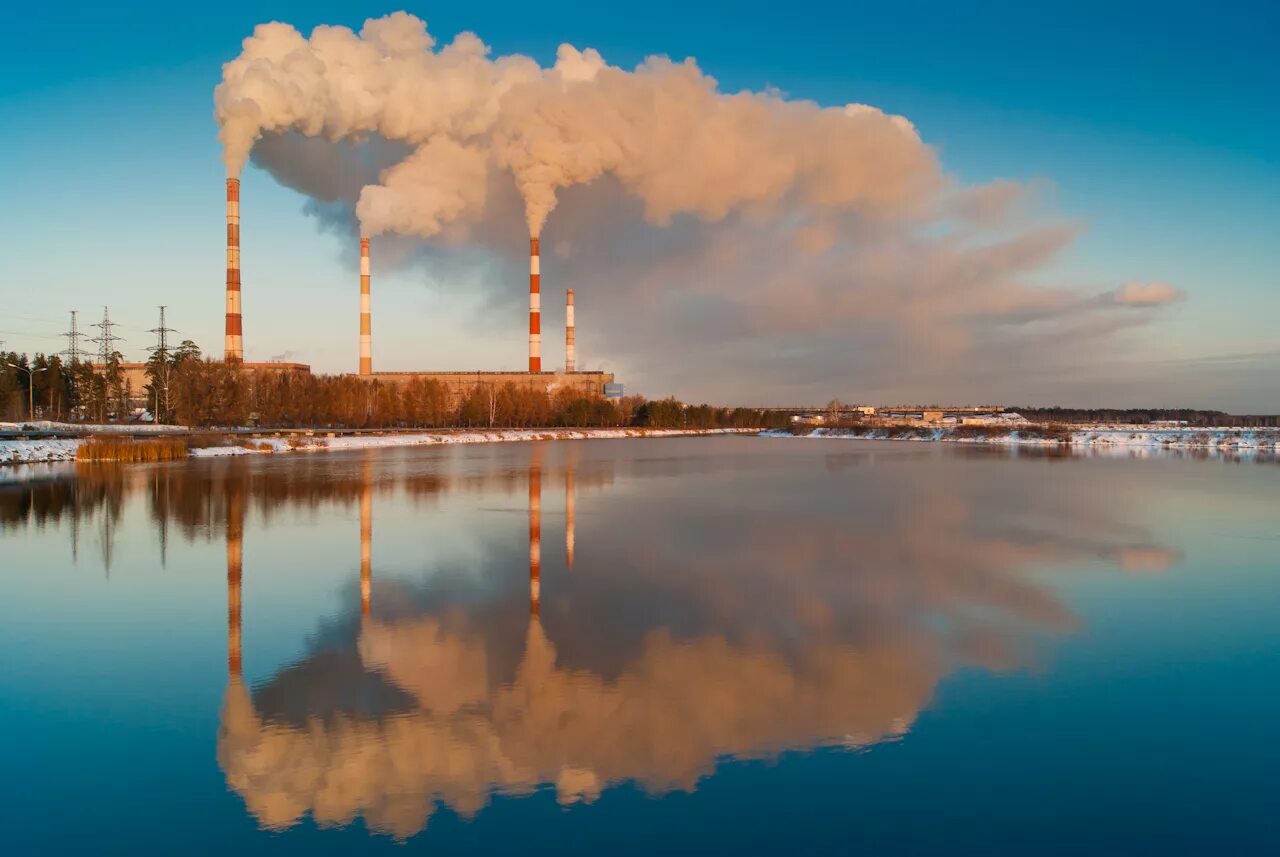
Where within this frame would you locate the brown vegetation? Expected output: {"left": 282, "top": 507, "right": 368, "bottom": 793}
{"left": 76, "top": 436, "right": 190, "bottom": 462}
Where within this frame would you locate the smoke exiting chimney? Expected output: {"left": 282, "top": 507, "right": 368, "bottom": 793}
{"left": 225, "top": 178, "right": 243, "bottom": 363}
{"left": 359, "top": 237, "right": 372, "bottom": 375}
{"left": 529, "top": 237, "right": 541, "bottom": 372}
{"left": 565, "top": 288, "right": 575, "bottom": 372}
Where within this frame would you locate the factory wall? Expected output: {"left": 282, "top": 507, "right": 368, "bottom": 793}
{"left": 363, "top": 371, "right": 614, "bottom": 409}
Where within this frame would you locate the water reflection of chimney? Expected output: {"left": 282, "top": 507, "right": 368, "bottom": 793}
{"left": 227, "top": 483, "right": 244, "bottom": 677}
{"left": 565, "top": 465, "right": 575, "bottom": 570}
{"left": 529, "top": 452, "right": 542, "bottom": 617}
{"left": 360, "top": 456, "right": 373, "bottom": 617}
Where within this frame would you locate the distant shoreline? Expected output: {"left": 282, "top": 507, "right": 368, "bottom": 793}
{"left": 763, "top": 426, "right": 1280, "bottom": 454}
{"left": 7, "top": 423, "right": 1280, "bottom": 467}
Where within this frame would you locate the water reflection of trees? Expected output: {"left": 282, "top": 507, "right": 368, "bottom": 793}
{"left": 0, "top": 456, "right": 614, "bottom": 564}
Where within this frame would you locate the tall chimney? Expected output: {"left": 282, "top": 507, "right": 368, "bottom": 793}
{"left": 565, "top": 288, "right": 575, "bottom": 372}
{"left": 529, "top": 463, "right": 541, "bottom": 616}
{"left": 359, "top": 237, "right": 372, "bottom": 376}
{"left": 529, "top": 237, "right": 541, "bottom": 372}
{"left": 225, "top": 178, "right": 243, "bottom": 363}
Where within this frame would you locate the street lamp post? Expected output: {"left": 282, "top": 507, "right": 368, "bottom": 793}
{"left": 7, "top": 363, "right": 47, "bottom": 422}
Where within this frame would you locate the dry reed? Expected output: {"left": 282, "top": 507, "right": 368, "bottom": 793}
{"left": 76, "top": 436, "right": 191, "bottom": 463}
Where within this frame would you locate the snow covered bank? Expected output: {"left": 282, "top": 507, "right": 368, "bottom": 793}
{"left": 763, "top": 426, "right": 1280, "bottom": 453}
{"left": 0, "top": 421, "right": 189, "bottom": 435}
{"left": 0, "top": 439, "right": 82, "bottom": 464}
{"left": 2, "top": 427, "right": 752, "bottom": 466}
{"left": 190, "top": 428, "right": 754, "bottom": 457}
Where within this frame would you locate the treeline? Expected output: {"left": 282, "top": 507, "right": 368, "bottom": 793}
{"left": 169, "top": 359, "right": 789, "bottom": 430}
{"left": 1, "top": 352, "right": 76, "bottom": 421}
{"left": 3, "top": 346, "right": 788, "bottom": 430}
{"left": 1, "top": 340, "right": 201, "bottom": 423}
{"left": 1011, "top": 407, "right": 1280, "bottom": 428}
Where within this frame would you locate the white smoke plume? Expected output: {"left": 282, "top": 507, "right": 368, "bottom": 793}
{"left": 215, "top": 12, "right": 1183, "bottom": 400}
{"left": 215, "top": 12, "right": 939, "bottom": 238}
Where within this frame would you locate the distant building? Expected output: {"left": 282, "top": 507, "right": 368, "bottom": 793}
{"left": 362, "top": 370, "right": 614, "bottom": 410}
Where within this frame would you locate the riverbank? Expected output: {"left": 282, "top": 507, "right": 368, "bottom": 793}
{"left": 764, "top": 425, "right": 1280, "bottom": 452}
{"left": 1, "top": 427, "right": 756, "bottom": 465}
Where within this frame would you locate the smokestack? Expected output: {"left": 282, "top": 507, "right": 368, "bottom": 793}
{"left": 529, "top": 464, "right": 541, "bottom": 616}
{"left": 529, "top": 237, "right": 541, "bottom": 372}
{"left": 359, "top": 237, "right": 372, "bottom": 375}
{"left": 225, "top": 178, "right": 243, "bottom": 363}
{"left": 565, "top": 288, "right": 575, "bottom": 372}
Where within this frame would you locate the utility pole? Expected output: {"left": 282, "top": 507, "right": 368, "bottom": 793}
{"left": 5, "top": 361, "right": 46, "bottom": 421}
{"left": 148, "top": 305, "right": 176, "bottom": 422}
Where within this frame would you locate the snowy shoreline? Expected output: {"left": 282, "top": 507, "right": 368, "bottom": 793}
{"left": 6, "top": 423, "right": 1279, "bottom": 467}
{"left": 0, "top": 427, "right": 755, "bottom": 465}
{"left": 761, "top": 426, "right": 1280, "bottom": 453}
{"left": 189, "top": 427, "right": 755, "bottom": 457}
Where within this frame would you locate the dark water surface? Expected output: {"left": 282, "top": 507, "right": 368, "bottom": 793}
{"left": 2, "top": 437, "right": 1277, "bottom": 854}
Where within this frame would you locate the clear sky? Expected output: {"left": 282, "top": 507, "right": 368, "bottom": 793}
{"left": 2, "top": 1, "right": 1277, "bottom": 409}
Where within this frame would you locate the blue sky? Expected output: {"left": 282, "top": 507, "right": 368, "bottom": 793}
{"left": 2, "top": 1, "right": 1277, "bottom": 408}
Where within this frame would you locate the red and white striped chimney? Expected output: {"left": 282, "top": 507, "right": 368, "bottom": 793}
{"left": 224, "top": 178, "right": 243, "bottom": 363}
{"left": 529, "top": 237, "right": 541, "bottom": 373}
{"left": 565, "top": 288, "right": 575, "bottom": 372}
{"left": 359, "top": 237, "right": 372, "bottom": 376}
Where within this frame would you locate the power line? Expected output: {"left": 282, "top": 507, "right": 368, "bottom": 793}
{"left": 90, "top": 306, "right": 125, "bottom": 365}
{"left": 61, "top": 310, "right": 86, "bottom": 364}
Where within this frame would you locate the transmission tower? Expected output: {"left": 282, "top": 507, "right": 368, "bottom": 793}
{"left": 61, "top": 310, "right": 86, "bottom": 364}
{"left": 90, "top": 306, "right": 124, "bottom": 365}
{"left": 148, "top": 306, "right": 176, "bottom": 359}
{"left": 147, "top": 306, "right": 178, "bottom": 421}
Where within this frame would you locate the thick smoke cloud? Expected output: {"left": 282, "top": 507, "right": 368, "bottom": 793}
{"left": 215, "top": 12, "right": 937, "bottom": 238}
{"left": 215, "top": 12, "right": 1182, "bottom": 400}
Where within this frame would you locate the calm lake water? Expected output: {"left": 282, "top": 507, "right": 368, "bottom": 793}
{"left": 2, "top": 436, "right": 1277, "bottom": 854}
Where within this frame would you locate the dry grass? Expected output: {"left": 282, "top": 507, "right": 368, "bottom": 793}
{"left": 186, "top": 433, "right": 233, "bottom": 449}
{"left": 76, "top": 436, "right": 191, "bottom": 462}
{"left": 951, "top": 424, "right": 1012, "bottom": 439}
{"left": 1014, "top": 423, "right": 1072, "bottom": 442}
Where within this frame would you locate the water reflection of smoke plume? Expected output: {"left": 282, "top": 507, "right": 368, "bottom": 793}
{"left": 204, "top": 452, "right": 1181, "bottom": 838}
